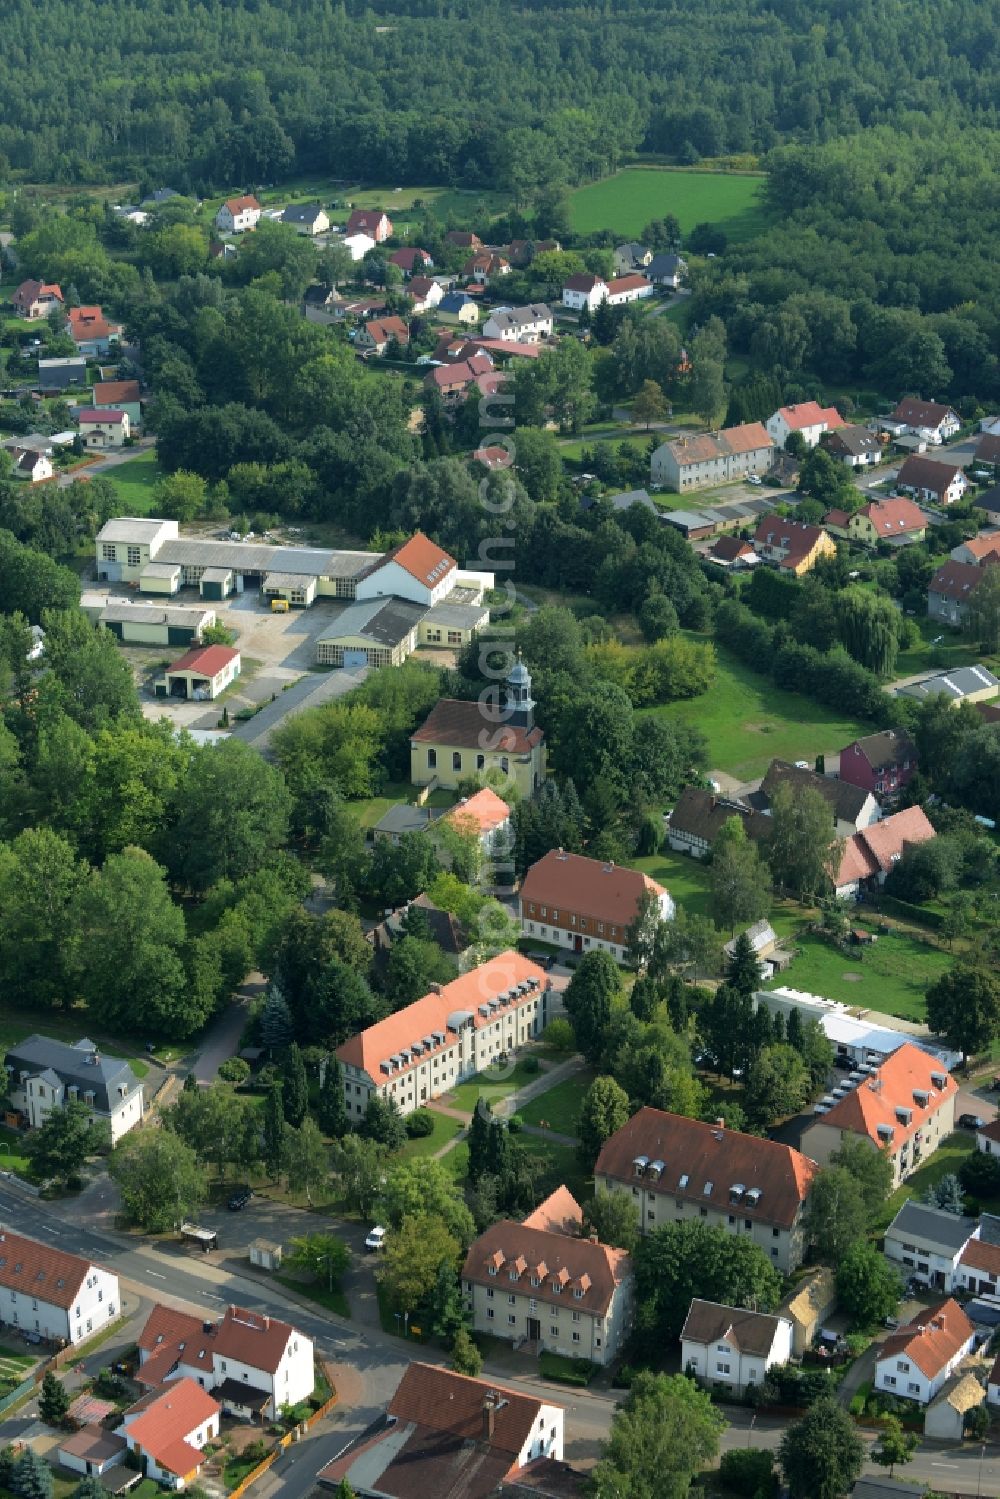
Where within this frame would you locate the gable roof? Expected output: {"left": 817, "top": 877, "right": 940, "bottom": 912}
{"left": 897, "top": 455, "right": 963, "bottom": 494}
{"left": 363, "top": 315, "right": 409, "bottom": 345}
{"left": 407, "top": 276, "right": 436, "bottom": 299}
{"left": 347, "top": 208, "right": 388, "bottom": 232}
{"left": 411, "top": 698, "right": 543, "bottom": 754}
{"left": 0, "top": 1227, "right": 91, "bottom": 1308}
{"left": 958, "top": 532, "right": 1000, "bottom": 564}
{"left": 16, "top": 450, "right": 47, "bottom": 473}
{"left": 825, "top": 423, "right": 882, "bottom": 458}
{"left": 138, "top": 1302, "right": 301, "bottom": 1381}
{"left": 898, "top": 663, "right": 1000, "bottom": 700}
{"left": 93, "top": 380, "right": 141, "bottom": 406}
{"left": 166, "top": 644, "right": 239, "bottom": 677}
{"left": 388, "top": 247, "right": 430, "bottom": 271}
{"left": 595, "top": 1108, "right": 817, "bottom": 1229}
{"left": 885, "top": 1200, "right": 978, "bottom": 1254}
{"left": 520, "top": 850, "right": 666, "bottom": 928}
{"left": 563, "top": 273, "right": 605, "bottom": 294}
{"left": 959, "top": 1237, "right": 1000, "bottom": 1280}
{"left": 388, "top": 1362, "right": 545, "bottom": 1457}
{"left": 68, "top": 306, "right": 121, "bottom": 341}
{"left": 667, "top": 787, "right": 771, "bottom": 846}
{"left": 441, "top": 787, "right": 511, "bottom": 836}
{"left": 891, "top": 397, "right": 959, "bottom": 429}
{"left": 606, "top": 273, "right": 651, "bottom": 295}
{"left": 14, "top": 279, "right": 63, "bottom": 306}
{"left": 646, "top": 252, "right": 686, "bottom": 277}
{"left": 975, "top": 432, "right": 1000, "bottom": 465}
{"left": 834, "top": 805, "right": 935, "bottom": 886}
{"left": 663, "top": 424, "right": 774, "bottom": 469}
{"left": 282, "top": 201, "right": 325, "bottom": 224}
{"left": 815, "top": 1042, "right": 955, "bottom": 1151}
{"left": 929, "top": 559, "right": 988, "bottom": 602}
{"left": 761, "top": 759, "right": 873, "bottom": 825}
{"left": 709, "top": 535, "right": 755, "bottom": 562}
{"left": 125, "top": 1378, "right": 220, "bottom": 1477}
{"left": 857, "top": 497, "right": 926, "bottom": 535}
{"left": 364, "top": 531, "right": 454, "bottom": 588}
{"left": 681, "top": 1299, "right": 789, "bottom": 1356}
{"left": 522, "top": 1187, "right": 584, "bottom": 1238}
{"left": 222, "top": 195, "right": 260, "bottom": 214}
{"left": 462, "top": 1219, "right": 630, "bottom": 1318}
{"left": 78, "top": 408, "right": 126, "bottom": 424}
{"left": 752, "top": 514, "right": 830, "bottom": 564}
{"left": 878, "top": 1298, "right": 974, "bottom": 1380}
{"left": 843, "top": 729, "right": 916, "bottom": 772}
{"left": 5, "top": 1033, "right": 140, "bottom": 1113}
{"left": 774, "top": 401, "right": 843, "bottom": 431}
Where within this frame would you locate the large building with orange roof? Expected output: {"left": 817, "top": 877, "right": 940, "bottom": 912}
{"left": 519, "top": 848, "right": 673, "bottom": 964}
{"left": 336, "top": 950, "right": 551, "bottom": 1122}
{"left": 801, "top": 1042, "right": 957, "bottom": 1186}
{"left": 832, "top": 804, "right": 936, "bottom": 897}
{"left": 874, "top": 1299, "right": 975, "bottom": 1403}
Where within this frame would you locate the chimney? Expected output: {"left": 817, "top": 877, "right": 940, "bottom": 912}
{"left": 429, "top": 983, "right": 443, "bottom": 995}
{"left": 715, "top": 1118, "right": 725, "bottom": 1130}
{"left": 589, "top": 1232, "right": 598, "bottom": 1244}
{"left": 482, "top": 1393, "right": 497, "bottom": 1443}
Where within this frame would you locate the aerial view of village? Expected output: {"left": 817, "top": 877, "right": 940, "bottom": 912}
{"left": 2, "top": 7, "right": 1000, "bottom": 1497}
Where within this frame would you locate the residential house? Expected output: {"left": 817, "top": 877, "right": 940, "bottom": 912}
{"left": 68, "top": 306, "right": 123, "bottom": 357}
{"left": 15, "top": 450, "right": 52, "bottom": 482}
{"left": 751, "top": 514, "right": 837, "bottom": 575}
{"left": 136, "top": 1302, "right": 314, "bottom": 1419}
{"left": 355, "top": 315, "right": 409, "bottom": 355}
{"left": 604, "top": 273, "right": 653, "bottom": 305}
{"left": 341, "top": 232, "right": 375, "bottom": 261}
{"left": 874, "top": 1299, "right": 975, "bottom": 1404}
{"left": 346, "top": 208, "right": 392, "bottom": 242}
{"left": 482, "top": 304, "right": 553, "bottom": 343}
{"left": 155, "top": 644, "right": 241, "bottom": 701}
{"left": 884, "top": 1202, "right": 979, "bottom": 1291}
{"left": 317, "top": 1362, "right": 565, "bottom": 1496}
{"left": 356, "top": 532, "right": 456, "bottom": 607}
{"left": 722, "top": 920, "right": 782, "bottom": 978}
{"left": 561, "top": 273, "right": 608, "bottom": 312}
{"left": 955, "top": 1230, "right": 1000, "bottom": 1299}
{"left": 849, "top": 497, "right": 927, "bottom": 546}
{"left": 823, "top": 423, "right": 884, "bottom": 468}
{"left": 215, "top": 196, "right": 261, "bottom": 234}
{"left": 36, "top": 356, "right": 87, "bottom": 391}
{"left": 950, "top": 532, "right": 1000, "bottom": 568}
{"left": 890, "top": 398, "right": 961, "bottom": 445}
{"left": 832, "top": 804, "right": 937, "bottom": 898}
{"left": 800, "top": 1042, "right": 956, "bottom": 1186}
{"left": 368, "top": 892, "right": 467, "bottom": 969}
{"left": 437, "top": 291, "right": 481, "bottom": 324}
{"left": 12, "top": 279, "right": 63, "bottom": 319}
{"left": 976, "top": 1120, "right": 1000, "bottom": 1158}
{"left": 444, "top": 230, "right": 483, "bottom": 250}
{"left": 406, "top": 276, "right": 442, "bottom": 313}
{"left": 4, "top": 1034, "right": 144, "bottom": 1143}
{"left": 765, "top": 402, "right": 844, "bottom": 450}
{"left": 707, "top": 536, "right": 757, "bottom": 568}
{"left": 652, "top": 425, "right": 776, "bottom": 492}
{"left": 758, "top": 759, "right": 880, "bottom": 839}
{"left": 410, "top": 658, "right": 546, "bottom": 797}
{"left": 462, "top": 1188, "right": 633, "bottom": 1365}
{"left": 424, "top": 353, "right": 495, "bottom": 406}
{"left": 838, "top": 729, "right": 916, "bottom": 804}
{"left": 973, "top": 432, "right": 1000, "bottom": 474}
{"left": 57, "top": 1427, "right": 127, "bottom": 1478}
{"left": 388, "top": 247, "right": 432, "bottom": 275}
{"left": 78, "top": 408, "right": 130, "bottom": 449}
{"left": 822, "top": 507, "right": 854, "bottom": 538}
{"left": 924, "top": 1372, "right": 986, "bottom": 1442}
{"left": 282, "top": 203, "right": 330, "bottom": 236}
{"left": 121, "top": 1379, "right": 221, "bottom": 1489}
{"left": 92, "top": 379, "right": 142, "bottom": 431}
{"left": 519, "top": 849, "right": 673, "bottom": 963}
{"left": 613, "top": 242, "right": 652, "bottom": 273}
{"left": 335, "top": 951, "right": 551, "bottom": 1121}
{"left": 779, "top": 1267, "right": 837, "bottom": 1357}
{"left": 681, "top": 1300, "right": 794, "bottom": 1396}
{"left": 645, "top": 252, "right": 687, "bottom": 288}
{"left": 437, "top": 787, "right": 513, "bottom": 860}
{"left": 897, "top": 663, "right": 1000, "bottom": 704}
{"left": 666, "top": 787, "right": 771, "bottom": 859}
{"left": 926, "top": 560, "right": 992, "bottom": 626}
{"left": 0, "top": 1229, "right": 119, "bottom": 1344}
{"left": 896, "top": 454, "right": 968, "bottom": 506}
{"left": 594, "top": 1108, "right": 818, "bottom": 1272}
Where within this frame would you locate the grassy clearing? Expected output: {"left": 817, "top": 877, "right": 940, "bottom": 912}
{"left": 104, "top": 449, "right": 162, "bottom": 515}
{"left": 632, "top": 846, "right": 715, "bottom": 919}
{"left": 519, "top": 1135, "right": 590, "bottom": 1202}
{"left": 275, "top": 1272, "right": 350, "bottom": 1320}
{"left": 519, "top": 1070, "right": 594, "bottom": 1136}
{"left": 559, "top": 431, "right": 654, "bottom": 463}
{"left": 767, "top": 923, "right": 951, "bottom": 1023}
{"left": 877, "top": 1132, "right": 978, "bottom": 1231}
{"left": 895, "top": 617, "right": 999, "bottom": 680}
{"left": 538, "top": 1351, "right": 598, "bottom": 1385}
{"left": 445, "top": 1060, "right": 543, "bottom": 1115}
{"left": 0, "top": 1128, "right": 31, "bottom": 1177}
{"left": 569, "top": 168, "right": 771, "bottom": 240}
{"left": 349, "top": 781, "right": 454, "bottom": 830}
{"left": 646, "top": 639, "right": 871, "bottom": 781}
{"left": 401, "top": 1111, "right": 465, "bottom": 1158}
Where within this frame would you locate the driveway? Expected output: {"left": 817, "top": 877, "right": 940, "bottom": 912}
{"left": 190, "top": 980, "right": 261, "bottom": 1085}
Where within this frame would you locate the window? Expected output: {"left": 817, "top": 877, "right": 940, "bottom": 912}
{"left": 427, "top": 749, "right": 437, "bottom": 769}
{"left": 647, "top": 1209, "right": 654, "bottom": 1220}
{"left": 772, "top": 1228, "right": 780, "bottom": 1238}
{"left": 452, "top": 752, "right": 462, "bottom": 771}
{"left": 101, "top": 544, "right": 116, "bottom": 562}
{"left": 488, "top": 1265, "right": 497, "bottom": 1276}
{"left": 486, "top": 1288, "right": 494, "bottom": 1300}
{"left": 508, "top": 1294, "right": 516, "bottom": 1305}
{"left": 885, "top": 1376, "right": 897, "bottom": 1388}
{"left": 476, "top": 754, "right": 485, "bottom": 771}
{"left": 550, "top": 1325, "right": 559, "bottom": 1336}
{"left": 487, "top": 1309, "right": 494, "bottom": 1320}
{"left": 896, "top": 1361, "right": 909, "bottom": 1373}
{"left": 908, "top": 1382, "right": 920, "bottom": 1394}
{"left": 500, "top": 757, "right": 509, "bottom": 774}
{"left": 716, "top": 1362, "right": 730, "bottom": 1375}
{"left": 507, "top": 1314, "right": 516, "bottom": 1326}
{"left": 572, "top": 1332, "right": 581, "bottom": 1344}
{"left": 126, "top": 546, "right": 141, "bottom": 567}
{"left": 572, "top": 1311, "right": 581, "bottom": 1323}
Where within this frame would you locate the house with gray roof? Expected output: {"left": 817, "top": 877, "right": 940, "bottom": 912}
{"left": 645, "top": 252, "right": 687, "bottom": 287}
{"left": 4, "top": 1035, "right": 144, "bottom": 1143}
{"left": 897, "top": 664, "right": 1000, "bottom": 705}
{"left": 883, "top": 1200, "right": 978, "bottom": 1291}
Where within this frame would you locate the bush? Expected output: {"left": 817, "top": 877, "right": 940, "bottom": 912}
{"left": 542, "top": 1018, "right": 575, "bottom": 1051}
{"left": 218, "top": 1057, "right": 251, "bottom": 1085}
{"left": 520, "top": 1055, "right": 540, "bottom": 1075}
{"left": 719, "top": 1449, "right": 775, "bottom": 1497}
{"left": 508, "top": 1114, "right": 524, "bottom": 1134}
{"left": 405, "top": 1109, "right": 436, "bottom": 1138}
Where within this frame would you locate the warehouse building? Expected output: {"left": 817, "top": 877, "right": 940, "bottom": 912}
{"left": 155, "top": 644, "right": 241, "bottom": 700}
{"left": 315, "top": 598, "right": 426, "bottom": 668}
{"left": 83, "top": 598, "right": 216, "bottom": 647}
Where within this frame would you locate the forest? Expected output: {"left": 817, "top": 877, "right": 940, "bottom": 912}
{"left": 3, "top": 0, "right": 1000, "bottom": 191}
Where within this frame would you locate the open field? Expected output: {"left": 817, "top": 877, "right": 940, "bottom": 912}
{"left": 767, "top": 923, "right": 951, "bottom": 1023}
{"left": 104, "top": 449, "right": 162, "bottom": 515}
{"left": 646, "top": 640, "right": 870, "bottom": 782}
{"left": 519, "top": 1069, "right": 595, "bottom": 1136}
{"left": 569, "top": 168, "right": 771, "bottom": 240}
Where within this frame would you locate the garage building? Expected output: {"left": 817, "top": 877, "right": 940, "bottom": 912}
{"left": 199, "top": 567, "right": 234, "bottom": 601}
{"left": 417, "top": 599, "right": 490, "bottom": 648}
{"left": 96, "top": 601, "right": 216, "bottom": 647}
{"left": 155, "top": 644, "right": 241, "bottom": 700}
{"left": 264, "top": 571, "right": 318, "bottom": 608}
{"left": 315, "top": 598, "right": 425, "bottom": 668}
{"left": 139, "top": 561, "right": 182, "bottom": 595}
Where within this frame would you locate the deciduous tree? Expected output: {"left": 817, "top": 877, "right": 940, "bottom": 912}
{"left": 778, "top": 1397, "right": 863, "bottom": 1499}
{"left": 110, "top": 1129, "right": 205, "bottom": 1232}
{"left": 591, "top": 1371, "right": 724, "bottom": 1499}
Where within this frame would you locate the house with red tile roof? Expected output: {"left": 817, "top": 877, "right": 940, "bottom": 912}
{"left": 0, "top": 1228, "right": 120, "bottom": 1345}
{"left": 849, "top": 497, "right": 927, "bottom": 546}
{"left": 832, "top": 804, "right": 936, "bottom": 897}
{"left": 13, "top": 279, "right": 64, "bottom": 319}
{"left": 874, "top": 1299, "right": 975, "bottom": 1403}
{"left": 438, "top": 787, "right": 513, "bottom": 857}
{"left": 388, "top": 247, "right": 433, "bottom": 275}
{"left": 215, "top": 195, "right": 261, "bottom": 234}
{"left": 136, "top": 1303, "right": 313, "bottom": 1419}
{"left": 336, "top": 950, "right": 551, "bottom": 1122}
{"left": 653, "top": 425, "right": 776, "bottom": 493}
{"left": 355, "top": 315, "right": 409, "bottom": 355}
{"left": 595, "top": 1108, "right": 818, "bottom": 1271}
{"left": 317, "top": 1362, "right": 566, "bottom": 1498}
{"left": 92, "top": 379, "right": 142, "bottom": 430}
{"left": 410, "top": 656, "right": 546, "bottom": 797}
{"left": 951, "top": 532, "right": 1000, "bottom": 568}
{"left": 463, "top": 251, "right": 511, "bottom": 284}
{"left": 122, "top": 1378, "right": 221, "bottom": 1487}
{"left": 751, "top": 514, "right": 837, "bottom": 575}
{"left": 957, "top": 1233, "right": 1000, "bottom": 1298}
{"left": 801, "top": 1042, "right": 957, "bottom": 1186}
{"left": 346, "top": 208, "right": 392, "bottom": 242}
{"left": 561, "top": 272, "right": 609, "bottom": 312}
{"left": 424, "top": 352, "right": 494, "bottom": 405}
{"left": 519, "top": 849, "right": 673, "bottom": 964}
{"left": 67, "top": 305, "right": 123, "bottom": 356}
{"left": 356, "top": 531, "right": 455, "bottom": 607}
{"left": 604, "top": 273, "right": 652, "bottom": 305}
{"left": 157, "top": 643, "right": 240, "bottom": 701}
{"left": 462, "top": 1188, "right": 633, "bottom": 1365}
{"left": 708, "top": 535, "right": 758, "bottom": 568}
{"left": 77, "top": 408, "right": 130, "bottom": 449}
{"left": 766, "top": 401, "right": 844, "bottom": 449}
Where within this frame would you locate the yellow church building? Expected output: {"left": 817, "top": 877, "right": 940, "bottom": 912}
{"left": 410, "top": 657, "right": 546, "bottom": 799}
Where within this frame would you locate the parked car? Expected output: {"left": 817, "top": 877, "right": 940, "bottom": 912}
{"left": 959, "top": 1113, "right": 986, "bottom": 1130}
{"left": 228, "top": 1186, "right": 252, "bottom": 1210}
{"left": 365, "top": 1225, "right": 387, "bottom": 1252}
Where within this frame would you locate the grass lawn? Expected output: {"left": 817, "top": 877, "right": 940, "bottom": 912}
{"left": 632, "top": 846, "right": 715, "bottom": 919}
{"left": 275, "top": 1272, "right": 350, "bottom": 1320}
{"left": 400, "top": 1111, "right": 465, "bottom": 1159}
{"left": 646, "top": 638, "right": 871, "bottom": 781}
{"left": 559, "top": 431, "right": 654, "bottom": 463}
{"left": 767, "top": 924, "right": 951, "bottom": 1024}
{"left": 445, "top": 1060, "right": 544, "bottom": 1114}
{"left": 519, "top": 1135, "right": 590, "bottom": 1202}
{"left": 895, "top": 617, "right": 998, "bottom": 680}
{"left": 349, "top": 780, "right": 454, "bottom": 830}
{"left": 441, "top": 1140, "right": 470, "bottom": 1180}
{"left": 104, "top": 449, "right": 162, "bottom": 515}
{"left": 0, "top": 1128, "right": 31, "bottom": 1177}
{"left": 520, "top": 1071, "right": 594, "bottom": 1136}
{"left": 538, "top": 1351, "right": 598, "bottom": 1385}
{"left": 569, "top": 167, "right": 771, "bottom": 240}
{"left": 876, "top": 1132, "right": 978, "bottom": 1231}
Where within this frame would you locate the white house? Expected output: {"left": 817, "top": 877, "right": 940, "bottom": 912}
{"left": 765, "top": 402, "right": 844, "bottom": 450}
{"left": 874, "top": 1299, "right": 975, "bottom": 1404}
{"left": 355, "top": 531, "right": 456, "bottom": 607}
{"left": 482, "top": 304, "right": 553, "bottom": 343}
{"left": 436, "top": 787, "right": 512, "bottom": 859}
{"left": 4, "top": 1034, "right": 145, "bottom": 1143}
{"left": 562, "top": 273, "right": 608, "bottom": 311}
{"left": 137, "top": 1303, "right": 314, "bottom": 1420}
{"left": 78, "top": 409, "right": 130, "bottom": 449}
{"left": 976, "top": 1120, "right": 1000, "bottom": 1157}
{"left": 0, "top": 1229, "right": 120, "bottom": 1345}
{"left": 215, "top": 195, "right": 261, "bottom": 234}
{"left": 681, "top": 1300, "right": 794, "bottom": 1396}
{"left": 891, "top": 398, "right": 961, "bottom": 445}
{"left": 58, "top": 1427, "right": 127, "bottom": 1477}
{"left": 341, "top": 232, "right": 376, "bottom": 261}
{"left": 883, "top": 1201, "right": 978, "bottom": 1292}
{"left": 652, "top": 425, "right": 776, "bottom": 491}
{"left": 604, "top": 274, "right": 653, "bottom": 305}
{"left": 121, "top": 1378, "right": 221, "bottom": 1489}
{"left": 282, "top": 203, "right": 330, "bottom": 236}
{"left": 15, "top": 450, "right": 53, "bottom": 482}
{"left": 895, "top": 455, "right": 968, "bottom": 507}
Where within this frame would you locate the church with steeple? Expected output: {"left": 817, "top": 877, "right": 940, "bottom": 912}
{"left": 409, "top": 655, "right": 546, "bottom": 799}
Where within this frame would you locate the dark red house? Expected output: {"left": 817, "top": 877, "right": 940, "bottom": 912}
{"left": 838, "top": 729, "right": 916, "bottom": 803}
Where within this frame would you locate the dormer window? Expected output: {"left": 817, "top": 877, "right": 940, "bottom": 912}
{"left": 488, "top": 1265, "right": 498, "bottom": 1277}
{"left": 573, "top": 1288, "right": 584, "bottom": 1300}
{"left": 508, "top": 1268, "right": 519, "bottom": 1282}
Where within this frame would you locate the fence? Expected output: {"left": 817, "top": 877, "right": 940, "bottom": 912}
{"left": 226, "top": 1384, "right": 339, "bottom": 1499}
{"left": 0, "top": 1375, "right": 38, "bottom": 1417}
